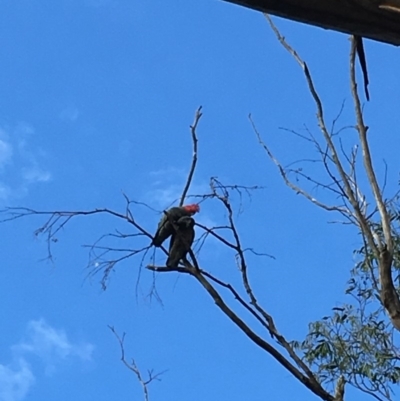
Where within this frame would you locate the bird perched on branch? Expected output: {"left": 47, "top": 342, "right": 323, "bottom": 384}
{"left": 166, "top": 216, "right": 195, "bottom": 268}
{"left": 151, "top": 204, "right": 200, "bottom": 247}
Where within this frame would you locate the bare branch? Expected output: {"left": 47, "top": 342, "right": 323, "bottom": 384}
{"left": 347, "top": 37, "right": 400, "bottom": 330}
{"left": 242, "top": 248, "right": 275, "bottom": 259}
{"left": 0, "top": 204, "right": 156, "bottom": 288}
{"left": 209, "top": 177, "right": 321, "bottom": 382}
{"left": 180, "top": 106, "right": 202, "bottom": 205}
{"left": 195, "top": 222, "right": 237, "bottom": 249}
{"left": 1, "top": 206, "right": 153, "bottom": 239}
{"left": 109, "top": 326, "right": 165, "bottom": 401}
{"left": 349, "top": 37, "right": 391, "bottom": 253}
{"left": 250, "top": 115, "right": 348, "bottom": 214}
{"left": 190, "top": 267, "right": 334, "bottom": 401}
{"left": 263, "top": 14, "right": 379, "bottom": 260}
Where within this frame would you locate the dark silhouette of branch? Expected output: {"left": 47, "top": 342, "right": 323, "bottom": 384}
{"left": 180, "top": 106, "right": 202, "bottom": 205}
{"left": 0, "top": 203, "right": 154, "bottom": 288}
{"left": 2, "top": 107, "right": 343, "bottom": 401}
{"left": 210, "top": 177, "right": 318, "bottom": 382}
{"left": 195, "top": 222, "right": 237, "bottom": 249}
{"left": 189, "top": 264, "right": 335, "bottom": 401}
{"left": 109, "top": 326, "right": 165, "bottom": 401}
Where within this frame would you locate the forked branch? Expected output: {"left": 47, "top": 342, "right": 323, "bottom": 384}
{"left": 109, "top": 326, "right": 165, "bottom": 401}
{"left": 262, "top": 16, "right": 400, "bottom": 335}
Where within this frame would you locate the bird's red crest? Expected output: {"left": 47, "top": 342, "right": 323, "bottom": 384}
{"left": 184, "top": 204, "right": 200, "bottom": 214}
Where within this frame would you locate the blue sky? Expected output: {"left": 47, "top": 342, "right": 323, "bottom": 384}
{"left": 1, "top": 1, "right": 400, "bottom": 400}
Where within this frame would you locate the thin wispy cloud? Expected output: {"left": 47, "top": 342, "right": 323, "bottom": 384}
{"left": 150, "top": 184, "right": 184, "bottom": 208}
{"left": 149, "top": 166, "right": 184, "bottom": 178}
{"left": 85, "top": 0, "right": 115, "bottom": 7}
{"left": 118, "top": 139, "right": 132, "bottom": 157}
{"left": 0, "top": 319, "right": 94, "bottom": 401}
{"left": 17, "top": 319, "right": 94, "bottom": 365}
{"left": 0, "top": 123, "right": 52, "bottom": 202}
{"left": 0, "top": 183, "right": 11, "bottom": 200}
{"left": 0, "top": 359, "right": 34, "bottom": 401}
{"left": 147, "top": 168, "right": 210, "bottom": 208}
{"left": 0, "top": 139, "right": 12, "bottom": 168}
{"left": 21, "top": 166, "right": 52, "bottom": 184}
{"left": 59, "top": 106, "right": 80, "bottom": 123}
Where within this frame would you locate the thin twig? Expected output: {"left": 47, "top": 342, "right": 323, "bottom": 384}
{"left": 250, "top": 115, "right": 348, "bottom": 213}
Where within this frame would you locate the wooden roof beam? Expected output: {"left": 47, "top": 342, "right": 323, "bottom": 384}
{"left": 223, "top": 0, "right": 400, "bottom": 46}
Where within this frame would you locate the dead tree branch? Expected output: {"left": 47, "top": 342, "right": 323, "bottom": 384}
{"left": 251, "top": 116, "right": 353, "bottom": 220}
{"left": 0, "top": 203, "right": 154, "bottom": 289}
{"left": 180, "top": 106, "right": 202, "bottom": 205}
{"left": 263, "top": 14, "right": 380, "bottom": 254}
{"left": 350, "top": 37, "right": 391, "bottom": 253}
{"left": 2, "top": 106, "right": 343, "bottom": 401}
{"left": 348, "top": 37, "right": 400, "bottom": 329}
{"left": 260, "top": 16, "right": 400, "bottom": 334}
{"left": 109, "top": 326, "right": 165, "bottom": 401}
{"left": 189, "top": 264, "right": 335, "bottom": 401}
{"left": 209, "top": 177, "right": 318, "bottom": 381}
